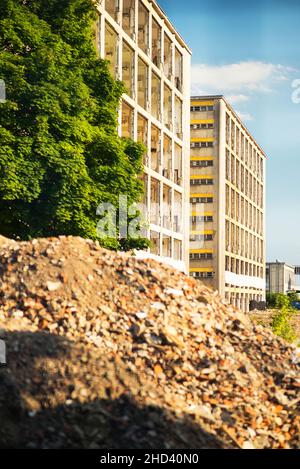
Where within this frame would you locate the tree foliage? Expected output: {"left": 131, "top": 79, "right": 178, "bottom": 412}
{"left": 0, "top": 0, "right": 148, "bottom": 250}
{"left": 266, "top": 293, "right": 297, "bottom": 343}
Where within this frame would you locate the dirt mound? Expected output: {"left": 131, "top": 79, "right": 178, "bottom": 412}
{"left": 0, "top": 236, "right": 299, "bottom": 449}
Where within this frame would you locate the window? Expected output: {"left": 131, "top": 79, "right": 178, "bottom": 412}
{"left": 191, "top": 142, "right": 213, "bottom": 148}
{"left": 191, "top": 123, "right": 214, "bottom": 130}
{"left": 191, "top": 215, "right": 213, "bottom": 223}
{"left": 191, "top": 105, "right": 214, "bottom": 112}
{"left": 122, "top": 0, "right": 135, "bottom": 38}
{"left": 162, "top": 135, "right": 172, "bottom": 180}
{"left": 162, "top": 235, "right": 172, "bottom": 258}
{"left": 190, "top": 234, "right": 213, "bottom": 242}
{"left": 174, "top": 191, "right": 182, "bottom": 232}
{"left": 138, "top": 0, "right": 149, "bottom": 54}
{"left": 105, "top": 23, "right": 118, "bottom": 77}
{"left": 137, "top": 114, "right": 148, "bottom": 164}
{"left": 151, "top": 125, "right": 160, "bottom": 172}
{"left": 152, "top": 17, "right": 161, "bottom": 67}
{"left": 163, "top": 84, "right": 172, "bottom": 130}
{"left": 151, "top": 72, "right": 161, "bottom": 120}
{"left": 174, "top": 144, "right": 182, "bottom": 185}
{"left": 175, "top": 47, "right": 183, "bottom": 92}
{"left": 190, "top": 178, "right": 213, "bottom": 186}
{"left": 150, "top": 178, "right": 160, "bottom": 224}
{"left": 190, "top": 253, "right": 213, "bottom": 260}
{"left": 191, "top": 197, "right": 213, "bottom": 204}
{"left": 106, "top": 0, "right": 119, "bottom": 22}
{"left": 174, "top": 240, "right": 182, "bottom": 260}
{"left": 163, "top": 33, "right": 172, "bottom": 80}
{"left": 190, "top": 160, "right": 213, "bottom": 167}
{"left": 175, "top": 96, "right": 182, "bottom": 137}
{"left": 162, "top": 185, "right": 172, "bottom": 229}
{"left": 122, "top": 41, "right": 134, "bottom": 98}
{"left": 150, "top": 231, "right": 160, "bottom": 255}
{"left": 137, "top": 58, "right": 148, "bottom": 109}
{"left": 121, "top": 101, "right": 134, "bottom": 138}
{"left": 190, "top": 271, "right": 214, "bottom": 279}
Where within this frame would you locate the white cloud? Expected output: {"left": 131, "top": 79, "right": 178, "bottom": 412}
{"left": 227, "top": 94, "right": 250, "bottom": 105}
{"left": 236, "top": 111, "right": 254, "bottom": 122}
{"left": 191, "top": 61, "right": 295, "bottom": 96}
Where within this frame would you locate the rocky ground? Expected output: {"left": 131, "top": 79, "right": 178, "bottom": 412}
{"left": 0, "top": 235, "right": 299, "bottom": 449}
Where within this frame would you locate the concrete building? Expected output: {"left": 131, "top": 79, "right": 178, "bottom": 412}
{"left": 266, "top": 262, "right": 296, "bottom": 294}
{"left": 189, "top": 96, "right": 266, "bottom": 311}
{"left": 96, "top": 0, "right": 191, "bottom": 271}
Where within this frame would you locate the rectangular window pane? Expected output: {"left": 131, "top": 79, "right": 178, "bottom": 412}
{"left": 163, "top": 84, "right": 172, "bottom": 130}
{"left": 152, "top": 17, "right": 161, "bottom": 67}
{"left": 105, "top": 23, "right": 118, "bottom": 77}
{"left": 121, "top": 101, "right": 133, "bottom": 138}
{"left": 106, "top": 0, "right": 118, "bottom": 22}
{"left": 151, "top": 125, "right": 160, "bottom": 172}
{"left": 122, "top": 41, "right": 134, "bottom": 98}
{"left": 138, "top": 0, "right": 149, "bottom": 54}
{"left": 137, "top": 57, "right": 148, "bottom": 109}
{"left": 122, "top": 0, "right": 135, "bottom": 38}
{"left": 163, "top": 33, "right": 172, "bottom": 80}
{"left": 175, "top": 47, "right": 183, "bottom": 92}
{"left": 163, "top": 135, "right": 172, "bottom": 180}
{"left": 151, "top": 72, "right": 161, "bottom": 120}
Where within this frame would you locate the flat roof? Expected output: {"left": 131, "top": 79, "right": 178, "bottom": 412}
{"left": 191, "top": 95, "right": 267, "bottom": 158}
{"left": 267, "top": 261, "right": 295, "bottom": 270}
{"left": 150, "top": 0, "right": 192, "bottom": 54}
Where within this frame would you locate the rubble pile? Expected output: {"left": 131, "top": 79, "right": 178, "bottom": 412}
{"left": 0, "top": 236, "right": 299, "bottom": 449}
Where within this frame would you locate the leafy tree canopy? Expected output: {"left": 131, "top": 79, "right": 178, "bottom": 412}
{"left": 0, "top": 0, "right": 148, "bottom": 250}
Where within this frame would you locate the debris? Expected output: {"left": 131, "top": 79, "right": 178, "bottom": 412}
{"left": 46, "top": 281, "right": 62, "bottom": 292}
{"left": 0, "top": 235, "right": 299, "bottom": 449}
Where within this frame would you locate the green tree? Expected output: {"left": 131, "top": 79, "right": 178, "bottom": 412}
{"left": 0, "top": 0, "right": 149, "bottom": 250}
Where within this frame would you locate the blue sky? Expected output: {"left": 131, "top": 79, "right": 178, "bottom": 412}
{"left": 159, "top": 0, "right": 300, "bottom": 265}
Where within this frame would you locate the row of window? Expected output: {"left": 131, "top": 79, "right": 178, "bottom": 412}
{"left": 191, "top": 141, "right": 214, "bottom": 148}
{"left": 105, "top": 0, "right": 184, "bottom": 91}
{"left": 191, "top": 216, "right": 213, "bottom": 222}
{"left": 225, "top": 114, "right": 264, "bottom": 180}
{"left": 190, "top": 160, "right": 213, "bottom": 168}
{"left": 145, "top": 176, "right": 182, "bottom": 231}
{"left": 190, "top": 197, "right": 213, "bottom": 204}
{"left": 225, "top": 256, "right": 264, "bottom": 279}
{"left": 191, "top": 178, "right": 214, "bottom": 186}
{"left": 226, "top": 151, "right": 264, "bottom": 205}
{"left": 190, "top": 253, "right": 213, "bottom": 260}
{"left": 225, "top": 220, "right": 264, "bottom": 262}
{"left": 190, "top": 234, "right": 213, "bottom": 242}
{"left": 122, "top": 102, "right": 183, "bottom": 185}
{"left": 191, "top": 106, "right": 214, "bottom": 112}
{"left": 225, "top": 185, "right": 263, "bottom": 234}
{"left": 190, "top": 271, "right": 214, "bottom": 279}
{"left": 150, "top": 231, "right": 182, "bottom": 260}
{"left": 104, "top": 23, "right": 183, "bottom": 133}
{"left": 191, "top": 123, "right": 214, "bottom": 130}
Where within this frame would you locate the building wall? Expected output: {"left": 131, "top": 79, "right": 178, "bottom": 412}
{"left": 97, "top": 0, "right": 191, "bottom": 272}
{"left": 190, "top": 96, "right": 266, "bottom": 312}
{"left": 266, "top": 263, "right": 296, "bottom": 294}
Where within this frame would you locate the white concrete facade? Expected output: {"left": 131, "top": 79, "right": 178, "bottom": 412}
{"left": 96, "top": 0, "right": 191, "bottom": 272}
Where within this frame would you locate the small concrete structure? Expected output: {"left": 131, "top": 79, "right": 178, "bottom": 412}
{"left": 266, "top": 261, "right": 296, "bottom": 294}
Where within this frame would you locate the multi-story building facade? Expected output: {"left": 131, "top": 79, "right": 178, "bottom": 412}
{"left": 96, "top": 0, "right": 191, "bottom": 271}
{"left": 266, "top": 262, "right": 296, "bottom": 294}
{"left": 190, "top": 96, "right": 266, "bottom": 311}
